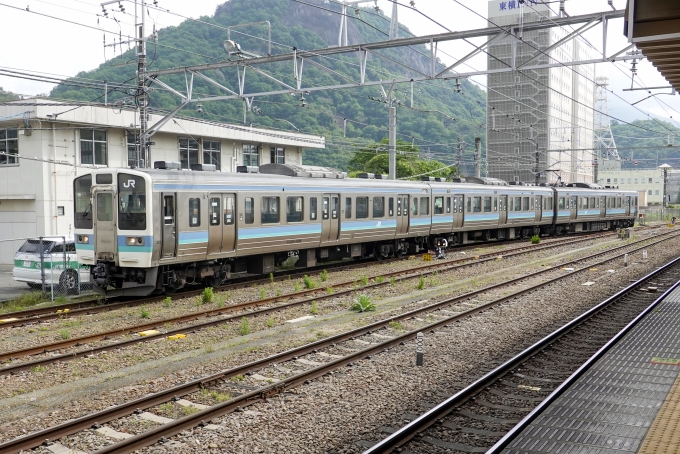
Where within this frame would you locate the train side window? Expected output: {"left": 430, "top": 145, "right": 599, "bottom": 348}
{"left": 530, "top": 198, "right": 534, "bottom": 210}
{"left": 286, "top": 197, "right": 303, "bottom": 223}
{"left": 373, "top": 197, "right": 385, "bottom": 218}
{"left": 522, "top": 197, "right": 529, "bottom": 211}
{"left": 322, "top": 197, "right": 329, "bottom": 220}
{"left": 412, "top": 197, "right": 419, "bottom": 216}
{"left": 397, "top": 197, "right": 402, "bottom": 216}
{"left": 446, "top": 197, "right": 451, "bottom": 213}
{"left": 434, "top": 197, "right": 444, "bottom": 215}
{"left": 357, "top": 197, "right": 368, "bottom": 219}
{"left": 261, "top": 196, "right": 280, "bottom": 224}
{"left": 163, "top": 195, "right": 174, "bottom": 225}
{"left": 617, "top": 198, "right": 622, "bottom": 208}
{"left": 558, "top": 197, "right": 564, "bottom": 210}
{"left": 310, "top": 197, "right": 317, "bottom": 221}
{"left": 345, "top": 197, "right": 352, "bottom": 219}
{"left": 404, "top": 197, "right": 410, "bottom": 216}
{"left": 583, "top": 198, "right": 588, "bottom": 209}
{"left": 483, "top": 197, "right": 491, "bottom": 213}
{"left": 209, "top": 197, "right": 220, "bottom": 226}
{"left": 466, "top": 197, "right": 471, "bottom": 213}
{"left": 473, "top": 197, "right": 481, "bottom": 213}
{"left": 493, "top": 197, "right": 497, "bottom": 211}
{"left": 514, "top": 197, "right": 521, "bottom": 211}
{"left": 244, "top": 197, "right": 254, "bottom": 224}
{"left": 389, "top": 198, "right": 394, "bottom": 216}
{"left": 420, "top": 197, "right": 429, "bottom": 215}
{"left": 590, "top": 197, "right": 595, "bottom": 209}
{"left": 224, "top": 197, "right": 234, "bottom": 225}
{"left": 189, "top": 198, "right": 200, "bottom": 227}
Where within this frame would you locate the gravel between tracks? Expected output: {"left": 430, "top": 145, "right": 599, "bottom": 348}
{"left": 0, "top": 229, "right": 671, "bottom": 451}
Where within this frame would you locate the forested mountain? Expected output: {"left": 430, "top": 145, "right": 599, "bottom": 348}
{"left": 48, "top": 0, "right": 487, "bottom": 172}
{"left": 0, "top": 88, "right": 19, "bottom": 102}
{"left": 610, "top": 119, "right": 680, "bottom": 169}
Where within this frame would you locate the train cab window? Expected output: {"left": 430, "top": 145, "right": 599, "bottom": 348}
{"left": 412, "top": 198, "right": 419, "bottom": 216}
{"left": 434, "top": 197, "right": 444, "bottom": 215}
{"left": 224, "top": 197, "right": 234, "bottom": 225}
{"left": 397, "top": 197, "right": 402, "bottom": 216}
{"left": 331, "top": 197, "right": 339, "bottom": 219}
{"left": 244, "top": 197, "right": 254, "bottom": 224}
{"left": 345, "top": 197, "right": 352, "bottom": 219}
{"left": 473, "top": 197, "right": 481, "bottom": 213}
{"left": 322, "top": 197, "right": 330, "bottom": 220}
{"left": 514, "top": 197, "right": 521, "bottom": 211}
{"left": 262, "top": 197, "right": 280, "bottom": 224}
{"left": 446, "top": 197, "right": 451, "bottom": 213}
{"left": 310, "top": 197, "right": 317, "bottom": 221}
{"left": 189, "top": 198, "right": 200, "bottom": 227}
{"left": 286, "top": 197, "right": 303, "bottom": 223}
{"left": 558, "top": 197, "right": 565, "bottom": 210}
{"left": 483, "top": 197, "right": 492, "bottom": 213}
{"left": 373, "top": 197, "right": 385, "bottom": 218}
{"left": 522, "top": 197, "right": 529, "bottom": 211}
{"left": 357, "top": 197, "right": 369, "bottom": 219}
{"left": 209, "top": 197, "right": 220, "bottom": 226}
{"left": 389, "top": 198, "right": 394, "bottom": 216}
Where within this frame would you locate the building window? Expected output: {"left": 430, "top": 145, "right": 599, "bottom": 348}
{"left": 648, "top": 190, "right": 652, "bottom": 195}
{"left": 655, "top": 178, "right": 660, "bottom": 183}
{"left": 243, "top": 144, "right": 259, "bottom": 167}
{"left": 0, "top": 129, "right": 18, "bottom": 165}
{"left": 80, "top": 129, "right": 107, "bottom": 165}
{"left": 179, "top": 138, "right": 199, "bottom": 169}
{"left": 57, "top": 206, "right": 65, "bottom": 216}
{"left": 203, "top": 140, "right": 221, "bottom": 170}
{"left": 655, "top": 190, "right": 660, "bottom": 195}
{"left": 649, "top": 178, "right": 653, "bottom": 183}
{"left": 270, "top": 147, "right": 285, "bottom": 164}
{"left": 125, "top": 132, "right": 143, "bottom": 167}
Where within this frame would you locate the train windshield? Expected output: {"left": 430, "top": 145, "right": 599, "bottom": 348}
{"left": 118, "top": 173, "right": 147, "bottom": 230}
{"left": 73, "top": 175, "right": 93, "bottom": 229}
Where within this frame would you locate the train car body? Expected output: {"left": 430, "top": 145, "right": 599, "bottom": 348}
{"left": 73, "top": 164, "right": 637, "bottom": 297}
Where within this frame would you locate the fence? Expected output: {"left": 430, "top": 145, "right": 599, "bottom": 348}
{"left": 638, "top": 207, "right": 680, "bottom": 224}
{"left": 0, "top": 236, "right": 92, "bottom": 303}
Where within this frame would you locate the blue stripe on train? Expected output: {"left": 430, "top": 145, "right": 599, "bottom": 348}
{"left": 466, "top": 213, "right": 499, "bottom": 221}
{"left": 240, "top": 224, "right": 322, "bottom": 239}
{"left": 343, "top": 219, "right": 397, "bottom": 231}
{"left": 178, "top": 231, "right": 209, "bottom": 245}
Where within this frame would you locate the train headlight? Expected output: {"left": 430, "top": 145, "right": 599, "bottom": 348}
{"left": 125, "top": 236, "right": 144, "bottom": 246}
{"left": 77, "top": 235, "right": 89, "bottom": 244}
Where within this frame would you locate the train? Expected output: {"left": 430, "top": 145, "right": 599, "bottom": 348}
{"left": 73, "top": 162, "right": 638, "bottom": 297}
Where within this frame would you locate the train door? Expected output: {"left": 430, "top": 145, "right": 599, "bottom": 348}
{"left": 321, "top": 193, "right": 340, "bottom": 242}
{"left": 453, "top": 194, "right": 464, "bottom": 228}
{"left": 600, "top": 196, "right": 606, "bottom": 217}
{"left": 498, "top": 195, "right": 507, "bottom": 224}
{"left": 207, "top": 193, "right": 237, "bottom": 256}
{"left": 570, "top": 196, "right": 578, "bottom": 220}
{"left": 536, "top": 195, "right": 542, "bottom": 222}
{"left": 625, "top": 196, "right": 631, "bottom": 216}
{"left": 161, "top": 193, "right": 177, "bottom": 258}
{"left": 93, "top": 189, "right": 116, "bottom": 258}
{"left": 396, "top": 194, "right": 410, "bottom": 235}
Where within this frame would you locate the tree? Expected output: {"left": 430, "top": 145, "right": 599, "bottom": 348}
{"left": 348, "top": 138, "right": 456, "bottom": 180}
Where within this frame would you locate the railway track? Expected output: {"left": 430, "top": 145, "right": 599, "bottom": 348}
{"left": 0, "top": 230, "right": 635, "bottom": 324}
{"left": 363, "top": 256, "right": 680, "bottom": 453}
{"left": 0, "top": 230, "right": 641, "bottom": 372}
{"left": 1, "top": 229, "right": 675, "bottom": 454}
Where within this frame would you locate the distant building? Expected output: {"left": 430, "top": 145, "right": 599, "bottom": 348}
{"left": 597, "top": 167, "right": 668, "bottom": 206}
{"left": 0, "top": 99, "right": 325, "bottom": 240}
{"left": 486, "top": 0, "right": 596, "bottom": 184}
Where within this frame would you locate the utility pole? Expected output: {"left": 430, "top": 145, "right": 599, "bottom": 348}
{"left": 534, "top": 143, "right": 540, "bottom": 185}
{"left": 137, "top": 0, "right": 148, "bottom": 167}
{"left": 456, "top": 139, "right": 463, "bottom": 179}
{"left": 474, "top": 137, "right": 481, "bottom": 178}
{"left": 389, "top": 106, "right": 397, "bottom": 180}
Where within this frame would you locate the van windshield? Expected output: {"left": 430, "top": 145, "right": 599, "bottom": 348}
{"left": 18, "top": 239, "right": 55, "bottom": 255}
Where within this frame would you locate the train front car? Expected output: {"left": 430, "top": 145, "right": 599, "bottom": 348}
{"left": 74, "top": 169, "right": 155, "bottom": 297}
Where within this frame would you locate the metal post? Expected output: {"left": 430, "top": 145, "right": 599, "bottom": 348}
{"left": 535, "top": 143, "right": 540, "bottom": 185}
{"left": 104, "top": 81, "right": 108, "bottom": 106}
{"left": 389, "top": 106, "right": 397, "bottom": 180}
{"left": 663, "top": 167, "right": 669, "bottom": 209}
{"left": 50, "top": 253, "right": 54, "bottom": 302}
{"left": 594, "top": 152, "right": 599, "bottom": 183}
{"left": 474, "top": 137, "right": 481, "bottom": 178}
{"left": 343, "top": 118, "right": 347, "bottom": 138}
{"left": 136, "top": 0, "right": 149, "bottom": 168}
{"left": 39, "top": 237, "right": 45, "bottom": 294}
{"left": 456, "top": 139, "right": 463, "bottom": 179}
{"left": 416, "top": 331, "right": 424, "bottom": 366}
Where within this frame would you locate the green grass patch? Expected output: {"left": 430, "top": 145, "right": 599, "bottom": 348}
{"left": 202, "top": 287, "right": 214, "bottom": 303}
{"left": 319, "top": 269, "right": 328, "bottom": 282}
{"left": 350, "top": 295, "right": 376, "bottom": 313}
{"left": 239, "top": 317, "right": 250, "bottom": 336}
{"left": 303, "top": 275, "right": 316, "bottom": 289}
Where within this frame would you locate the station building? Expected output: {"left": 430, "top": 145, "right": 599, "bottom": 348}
{"left": 0, "top": 98, "right": 325, "bottom": 243}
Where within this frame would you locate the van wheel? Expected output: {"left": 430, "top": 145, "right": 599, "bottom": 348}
{"left": 59, "top": 269, "right": 80, "bottom": 295}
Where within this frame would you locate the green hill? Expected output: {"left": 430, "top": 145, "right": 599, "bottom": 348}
{"left": 49, "top": 0, "right": 486, "bottom": 172}
{"left": 610, "top": 119, "right": 680, "bottom": 169}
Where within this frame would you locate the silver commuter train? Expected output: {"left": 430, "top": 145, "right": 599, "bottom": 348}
{"left": 72, "top": 163, "right": 637, "bottom": 297}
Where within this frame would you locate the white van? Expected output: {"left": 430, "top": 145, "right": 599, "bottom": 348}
{"left": 12, "top": 237, "right": 90, "bottom": 294}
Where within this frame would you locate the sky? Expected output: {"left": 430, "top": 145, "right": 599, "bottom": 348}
{"left": 0, "top": 0, "right": 678, "bottom": 127}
